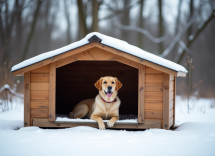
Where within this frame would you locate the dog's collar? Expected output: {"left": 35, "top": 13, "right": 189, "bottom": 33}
{"left": 101, "top": 96, "right": 117, "bottom": 103}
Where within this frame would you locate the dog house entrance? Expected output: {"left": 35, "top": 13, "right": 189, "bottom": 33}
{"left": 56, "top": 61, "right": 138, "bottom": 125}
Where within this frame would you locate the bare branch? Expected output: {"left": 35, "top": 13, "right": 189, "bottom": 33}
{"left": 114, "top": 19, "right": 167, "bottom": 43}
{"left": 176, "top": 9, "right": 215, "bottom": 63}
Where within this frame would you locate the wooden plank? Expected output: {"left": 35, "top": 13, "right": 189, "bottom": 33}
{"left": 169, "top": 100, "right": 174, "bottom": 110}
{"left": 49, "top": 62, "right": 56, "bottom": 121}
{"left": 30, "top": 74, "right": 49, "bottom": 82}
{"left": 30, "top": 83, "right": 49, "bottom": 91}
{"left": 170, "top": 75, "right": 174, "bottom": 81}
{"left": 145, "top": 75, "right": 163, "bottom": 83}
{"left": 163, "top": 73, "right": 170, "bottom": 130}
{"left": 31, "top": 91, "right": 49, "bottom": 100}
{"left": 31, "top": 65, "right": 49, "bottom": 74}
{"left": 13, "top": 44, "right": 96, "bottom": 76}
{"left": 94, "top": 42, "right": 178, "bottom": 76}
{"left": 169, "top": 117, "right": 173, "bottom": 128}
{"left": 56, "top": 54, "right": 78, "bottom": 68}
{"left": 145, "top": 83, "right": 163, "bottom": 92}
{"left": 30, "top": 109, "right": 49, "bottom": 118}
{"left": 169, "top": 109, "right": 173, "bottom": 118}
{"left": 138, "top": 120, "right": 161, "bottom": 129}
{"left": 169, "top": 80, "right": 174, "bottom": 91}
{"left": 32, "top": 119, "right": 161, "bottom": 129}
{"left": 144, "top": 110, "right": 163, "bottom": 119}
{"left": 138, "top": 64, "right": 145, "bottom": 123}
{"left": 30, "top": 117, "right": 49, "bottom": 126}
{"left": 116, "top": 56, "right": 139, "bottom": 69}
{"left": 145, "top": 102, "right": 163, "bottom": 110}
{"left": 173, "top": 77, "right": 176, "bottom": 126}
{"left": 77, "top": 48, "right": 116, "bottom": 61}
{"left": 24, "top": 72, "right": 31, "bottom": 127}
{"left": 145, "top": 92, "right": 163, "bottom": 101}
{"left": 30, "top": 100, "right": 49, "bottom": 109}
{"left": 169, "top": 91, "right": 174, "bottom": 101}
{"left": 145, "top": 67, "right": 162, "bottom": 74}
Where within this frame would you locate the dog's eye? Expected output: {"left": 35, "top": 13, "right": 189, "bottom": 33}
{"left": 104, "top": 81, "right": 107, "bottom": 84}
{"left": 112, "top": 82, "right": 114, "bottom": 84}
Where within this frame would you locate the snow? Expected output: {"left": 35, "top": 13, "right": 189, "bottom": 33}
{"left": 0, "top": 97, "right": 215, "bottom": 156}
{"left": 11, "top": 32, "right": 187, "bottom": 73}
{"left": 56, "top": 117, "right": 137, "bottom": 124}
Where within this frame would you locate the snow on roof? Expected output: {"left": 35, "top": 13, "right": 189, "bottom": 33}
{"left": 11, "top": 32, "right": 187, "bottom": 73}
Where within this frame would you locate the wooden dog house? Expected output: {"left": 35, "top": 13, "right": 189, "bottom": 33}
{"left": 11, "top": 33, "right": 187, "bottom": 130}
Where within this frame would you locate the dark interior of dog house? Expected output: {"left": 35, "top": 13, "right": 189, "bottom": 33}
{"left": 56, "top": 61, "right": 138, "bottom": 119}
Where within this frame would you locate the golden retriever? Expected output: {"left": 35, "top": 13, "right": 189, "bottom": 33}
{"left": 69, "top": 76, "right": 122, "bottom": 130}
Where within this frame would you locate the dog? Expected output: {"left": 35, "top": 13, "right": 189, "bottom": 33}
{"left": 69, "top": 76, "right": 122, "bottom": 130}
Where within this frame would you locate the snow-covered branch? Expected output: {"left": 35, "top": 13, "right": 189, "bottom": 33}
{"left": 114, "top": 19, "right": 167, "bottom": 43}
{"left": 0, "top": 84, "right": 24, "bottom": 99}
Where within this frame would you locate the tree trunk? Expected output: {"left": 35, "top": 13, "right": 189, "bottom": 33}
{"left": 158, "top": 0, "right": 163, "bottom": 54}
{"left": 64, "top": 0, "right": 72, "bottom": 44}
{"left": 91, "top": 0, "right": 99, "bottom": 32}
{"left": 138, "top": 0, "right": 144, "bottom": 49}
{"left": 22, "top": 0, "right": 42, "bottom": 61}
{"left": 175, "top": 0, "right": 182, "bottom": 35}
{"left": 121, "top": 0, "right": 130, "bottom": 42}
{"left": 77, "top": 0, "right": 88, "bottom": 38}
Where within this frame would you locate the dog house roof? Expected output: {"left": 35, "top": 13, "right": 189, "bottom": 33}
{"left": 11, "top": 32, "right": 187, "bottom": 73}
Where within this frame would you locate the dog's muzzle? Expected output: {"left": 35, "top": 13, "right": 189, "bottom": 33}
{"left": 104, "top": 86, "right": 113, "bottom": 98}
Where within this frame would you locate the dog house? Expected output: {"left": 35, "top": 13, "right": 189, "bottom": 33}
{"left": 11, "top": 33, "right": 187, "bottom": 130}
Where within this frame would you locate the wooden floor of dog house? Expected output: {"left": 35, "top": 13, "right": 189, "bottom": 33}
{"left": 32, "top": 119, "right": 161, "bottom": 129}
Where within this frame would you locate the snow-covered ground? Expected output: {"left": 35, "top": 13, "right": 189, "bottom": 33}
{"left": 0, "top": 96, "right": 215, "bottom": 156}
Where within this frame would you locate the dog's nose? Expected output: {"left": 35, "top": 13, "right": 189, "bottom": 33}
{"left": 107, "top": 86, "right": 112, "bottom": 91}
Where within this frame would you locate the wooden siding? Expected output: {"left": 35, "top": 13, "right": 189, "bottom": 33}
{"left": 144, "top": 67, "right": 163, "bottom": 124}
{"left": 30, "top": 65, "right": 50, "bottom": 125}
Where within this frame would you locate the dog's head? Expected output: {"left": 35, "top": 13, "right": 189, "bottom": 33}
{"left": 95, "top": 76, "right": 122, "bottom": 98}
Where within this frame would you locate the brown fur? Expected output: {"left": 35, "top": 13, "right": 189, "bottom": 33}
{"left": 69, "top": 76, "right": 122, "bottom": 130}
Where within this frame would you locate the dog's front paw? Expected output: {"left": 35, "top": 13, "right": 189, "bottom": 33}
{"left": 107, "top": 120, "right": 115, "bottom": 127}
{"left": 98, "top": 122, "right": 105, "bottom": 130}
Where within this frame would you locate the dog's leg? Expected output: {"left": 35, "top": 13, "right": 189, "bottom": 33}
{"left": 107, "top": 116, "right": 119, "bottom": 128}
{"left": 91, "top": 115, "right": 105, "bottom": 130}
{"left": 72, "top": 104, "right": 89, "bottom": 119}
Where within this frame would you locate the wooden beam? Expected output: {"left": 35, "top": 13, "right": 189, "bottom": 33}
{"left": 163, "top": 73, "right": 170, "bottom": 129}
{"left": 56, "top": 54, "right": 78, "bottom": 68}
{"left": 32, "top": 119, "right": 161, "bottom": 129}
{"left": 116, "top": 56, "right": 139, "bottom": 69}
{"left": 49, "top": 62, "right": 56, "bottom": 121}
{"left": 173, "top": 77, "right": 176, "bottom": 127}
{"left": 24, "top": 72, "right": 31, "bottom": 127}
{"left": 138, "top": 64, "right": 145, "bottom": 123}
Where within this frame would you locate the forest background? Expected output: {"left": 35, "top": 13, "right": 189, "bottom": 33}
{"left": 0, "top": 0, "right": 215, "bottom": 100}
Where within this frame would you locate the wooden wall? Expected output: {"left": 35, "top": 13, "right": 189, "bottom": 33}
{"left": 29, "top": 65, "right": 49, "bottom": 125}
{"left": 144, "top": 67, "right": 163, "bottom": 124}
{"left": 56, "top": 61, "right": 138, "bottom": 115}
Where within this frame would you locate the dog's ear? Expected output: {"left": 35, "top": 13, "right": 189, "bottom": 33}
{"left": 95, "top": 77, "right": 103, "bottom": 91}
{"left": 115, "top": 77, "right": 122, "bottom": 91}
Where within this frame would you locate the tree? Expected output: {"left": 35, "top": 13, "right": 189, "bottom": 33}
{"left": 138, "top": 0, "right": 144, "bottom": 49}
{"left": 21, "top": 0, "right": 42, "bottom": 61}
